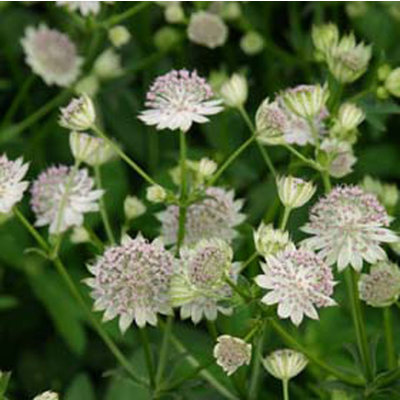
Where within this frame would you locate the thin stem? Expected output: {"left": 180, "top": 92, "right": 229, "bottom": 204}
{"left": 176, "top": 130, "right": 188, "bottom": 253}
{"left": 283, "top": 144, "right": 322, "bottom": 171}
{"left": 345, "top": 269, "right": 374, "bottom": 382}
{"left": 168, "top": 331, "right": 239, "bottom": 400}
{"left": 94, "top": 165, "right": 116, "bottom": 244}
{"left": 139, "top": 327, "right": 156, "bottom": 389}
{"left": 13, "top": 208, "right": 144, "bottom": 385}
{"left": 101, "top": 2, "right": 151, "bottom": 28}
{"left": 283, "top": 380, "right": 289, "bottom": 400}
{"left": 92, "top": 125, "right": 158, "bottom": 186}
{"left": 383, "top": 307, "right": 396, "bottom": 370}
{"left": 155, "top": 315, "right": 173, "bottom": 386}
{"left": 239, "top": 252, "right": 258, "bottom": 272}
{"left": 209, "top": 135, "right": 257, "bottom": 186}
{"left": 207, "top": 320, "right": 218, "bottom": 340}
{"left": 279, "top": 207, "right": 291, "bottom": 230}
{"left": 238, "top": 106, "right": 276, "bottom": 177}
{"left": 321, "top": 170, "right": 332, "bottom": 193}
{"left": 269, "top": 318, "right": 364, "bottom": 386}
{"left": 248, "top": 322, "right": 267, "bottom": 400}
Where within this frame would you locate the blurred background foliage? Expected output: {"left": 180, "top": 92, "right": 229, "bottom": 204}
{"left": 1, "top": 2, "right": 400, "bottom": 399}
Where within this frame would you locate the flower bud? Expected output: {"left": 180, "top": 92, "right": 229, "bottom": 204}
{"left": 277, "top": 175, "right": 316, "bottom": 209}
{"left": 281, "top": 84, "right": 329, "bottom": 119}
{"left": 385, "top": 67, "right": 400, "bottom": 97}
{"left": 359, "top": 261, "right": 400, "bottom": 307}
{"left": 74, "top": 75, "right": 99, "bottom": 97}
{"left": 69, "top": 131, "right": 113, "bottom": 166}
{"left": 164, "top": 4, "right": 185, "bottom": 24}
{"left": 124, "top": 196, "right": 146, "bottom": 220}
{"left": 361, "top": 175, "right": 399, "bottom": 212}
{"left": 146, "top": 185, "right": 167, "bottom": 203}
{"left": 33, "top": 391, "right": 59, "bottom": 400}
{"left": 154, "top": 27, "right": 181, "bottom": 51}
{"left": 335, "top": 102, "right": 365, "bottom": 132}
{"left": 263, "top": 349, "right": 308, "bottom": 381}
{"left": 59, "top": 94, "right": 96, "bottom": 131}
{"left": 93, "top": 49, "right": 123, "bottom": 80}
{"left": 198, "top": 157, "right": 217, "bottom": 177}
{"left": 255, "top": 98, "right": 286, "bottom": 145}
{"left": 240, "top": 31, "right": 264, "bottom": 56}
{"left": 108, "top": 25, "right": 131, "bottom": 48}
{"left": 253, "top": 223, "right": 294, "bottom": 256}
{"left": 213, "top": 335, "right": 252, "bottom": 376}
{"left": 311, "top": 23, "right": 339, "bottom": 57}
{"left": 70, "top": 226, "right": 90, "bottom": 244}
{"left": 221, "top": 2, "right": 241, "bottom": 20}
{"left": 220, "top": 74, "right": 248, "bottom": 107}
{"left": 378, "top": 64, "right": 392, "bottom": 81}
{"left": 376, "top": 86, "right": 389, "bottom": 100}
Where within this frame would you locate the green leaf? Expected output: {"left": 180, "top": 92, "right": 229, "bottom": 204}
{"left": 65, "top": 373, "right": 95, "bottom": 400}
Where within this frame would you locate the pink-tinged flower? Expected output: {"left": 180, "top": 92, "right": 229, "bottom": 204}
{"left": 21, "top": 25, "right": 82, "bottom": 87}
{"left": 170, "top": 239, "right": 236, "bottom": 323}
{"left": 158, "top": 186, "right": 245, "bottom": 246}
{"left": 56, "top": 1, "right": 101, "bottom": 16}
{"left": 213, "top": 335, "right": 252, "bottom": 376}
{"left": 85, "top": 235, "right": 175, "bottom": 332}
{"left": 0, "top": 154, "right": 29, "bottom": 213}
{"left": 255, "top": 248, "right": 336, "bottom": 326}
{"left": 139, "top": 69, "right": 223, "bottom": 132}
{"left": 30, "top": 165, "right": 103, "bottom": 234}
{"left": 302, "top": 186, "right": 398, "bottom": 272}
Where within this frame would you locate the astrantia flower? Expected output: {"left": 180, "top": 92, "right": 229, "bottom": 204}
{"left": 21, "top": 25, "right": 82, "bottom": 87}
{"left": 277, "top": 175, "right": 316, "bottom": 209}
{"left": 158, "top": 186, "right": 245, "bottom": 246}
{"left": 302, "top": 186, "right": 398, "bottom": 272}
{"left": 56, "top": 1, "right": 101, "bottom": 16}
{"left": 263, "top": 349, "right": 308, "bottom": 381}
{"left": 86, "top": 235, "right": 175, "bottom": 332}
{"left": 359, "top": 261, "right": 400, "bottom": 307}
{"left": 30, "top": 165, "right": 103, "bottom": 234}
{"left": 255, "top": 248, "right": 336, "bottom": 325}
{"left": 33, "top": 391, "right": 59, "bottom": 400}
{"left": 170, "top": 239, "right": 236, "bottom": 323}
{"left": 220, "top": 74, "right": 248, "bottom": 107}
{"left": 59, "top": 94, "right": 96, "bottom": 131}
{"left": 253, "top": 223, "right": 294, "bottom": 257}
{"left": 312, "top": 23, "right": 339, "bottom": 58}
{"left": 214, "top": 335, "right": 252, "bottom": 376}
{"left": 0, "top": 154, "right": 29, "bottom": 214}
{"left": 139, "top": 69, "right": 223, "bottom": 132}
{"left": 187, "top": 11, "right": 228, "bottom": 49}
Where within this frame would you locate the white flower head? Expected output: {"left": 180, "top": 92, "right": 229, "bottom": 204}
{"left": 312, "top": 23, "right": 339, "bottom": 58}
{"left": 69, "top": 131, "right": 113, "bottom": 166}
{"left": 164, "top": 3, "right": 185, "bottom": 24}
{"left": 187, "top": 11, "right": 228, "bottom": 49}
{"left": 33, "top": 391, "right": 59, "bottom": 400}
{"left": 139, "top": 69, "right": 223, "bottom": 132}
{"left": 59, "top": 94, "right": 96, "bottom": 131}
{"left": 321, "top": 139, "right": 356, "bottom": 178}
{"left": 263, "top": 349, "right": 308, "bottom": 381}
{"left": 281, "top": 84, "right": 329, "bottom": 119}
{"left": 158, "top": 186, "right": 245, "bottom": 246}
{"left": 255, "top": 248, "right": 336, "bottom": 326}
{"left": 124, "top": 196, "right": 146, "bottom": 220}
{"left": 302, "top": 186, "right": 398, "bottom": 272}
{"left": 277, "top": 175, "right": 316, "bottom": 209}
{"left": 86, "top": 235, "right": 175, "bottom": 332}
{"left": 198, "top": 157, "right": 218, "bottom": 178}
{"left": 214, "top": 335, "right": 252, "bottom": 376}
{"left": 70, "top": 226, "right": 90, "bottom": 244}
{"left": 240, "top": 31, "right": 264, "bottom": 55}
{"left": 170, "top": 239, "right": 236, "bottom": 323}
{"left": 359, "top": 261, "right": 400, "bottom": 307}
{"left": 146, "top": 185, "right": 167, "bottom": 203}
{"left": 0, "top": 154, "right": 29, "bottom": 214}
{"left": 30, "top": 165, "right": 103, "bottom": 234}
{"left": 335, "top": 102, "right": 365, "bottom": 133}
{"left": 220, "top": 74, "right": 248, "bottom": 108}
{"left": 253, "top": 223, "right": 294, "bottom": 257}
{"left": 21, "top": 24, "right": 82, "bottom": 87}
{"left": 108, "top": 25, "right": 131, "bottom": 48}
{"left": 56, "top": 1, "right": 101, "bottom": 16}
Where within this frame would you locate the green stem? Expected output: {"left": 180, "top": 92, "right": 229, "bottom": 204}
{"left": 94, "top": 165, "right": 116, "bottom": 245}
{"left": 101, "top": 2, "right": 151, "bottom": 28}
{"left": 383, "top": 308, "right": 396, "bottom": 370}
{"left": 283, "top": 144, "right": 322, "bottom": 171}
{"left": 176, "top": 130, "right": 188, "bottom": 253}
{"left": 155, "top": 315, "right": 173, "bottom": 386}
{"left": 168, "top": 332, "right": 239, "bottom": 400}
{"left": 321, "top": 170, "right": 332, "bottom": 193}
{"left": 283, "top": 379, "right": 289, "bottom": 400}
{"left": 239, "top": 252, "right": 258, "bottom": 272}
{"left": 269, "top": 318, "right": 364, "bottom": 386}
{"left": 345, "top": 269, "right": 374, "bottom": 382}
{"left": 92, "top": 125, "right": 158, "bottom": 186}
{"left": 0, "top": 89, "right": 70, "bottom": 144}
{"left": 207, "top": 320, "right": 218, "bottom": 340}
{"left": 12, "top": 208, "right": 144, "bottom": 385}
{"left": 209, "top": 135, "right": 257, "bottom": 186}
{"left": 248, "top": 322, "right": 267, "bottom": 400}
{"left": 279, "top": 207, "right": 291, "bottom": 230}
{"left": 139, "top": 327, "right": 156, "bottom": 389}
{"left": 238, "top": 106, "right": 276, "bottom": 178}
